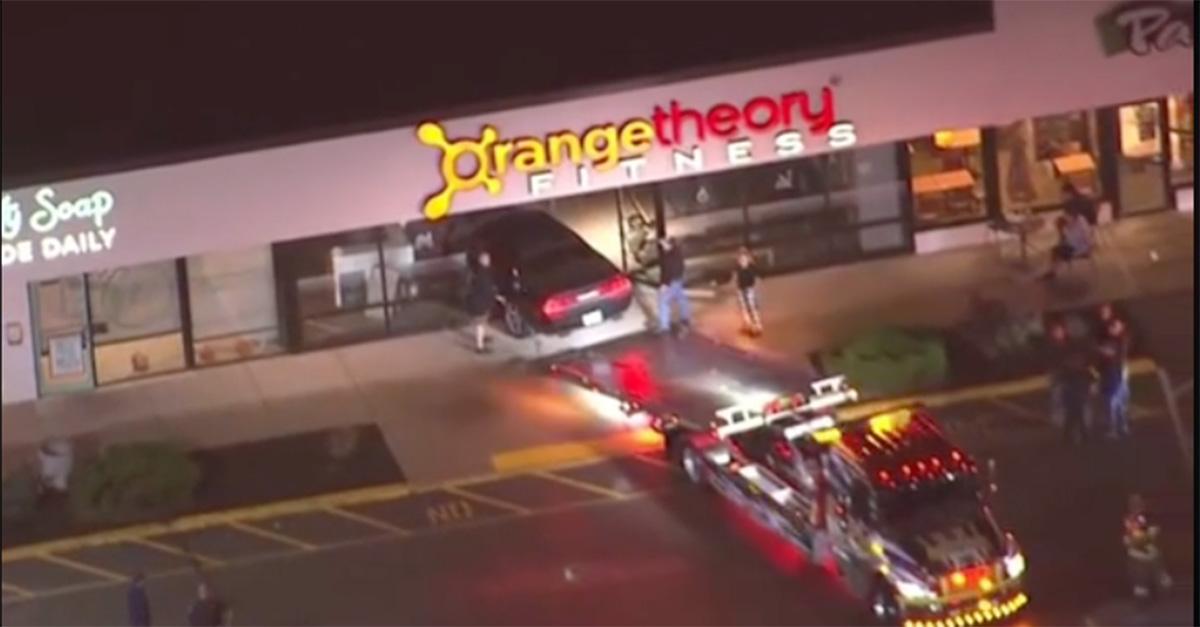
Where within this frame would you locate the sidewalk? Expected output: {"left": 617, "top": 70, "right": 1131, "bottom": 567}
{"left": 1, "top": 211, "right": 1193, "bottom": 487}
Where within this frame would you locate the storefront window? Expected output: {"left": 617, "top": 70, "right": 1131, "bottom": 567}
{"left": 274, "top": 228, "right": 389, "bottom": 349}
{"left": 187, "top": 246, "right": 283, "bottom": 365}
{"left": 998, "top": 111, "right": 1101, "bottom": 214}
{"left": 546, "top": 190, "right": 624, "bottom": 270}
{"left": 617, "top": 186, "right": 658, "bottom": 275}
{"left": 908, "top": 129, "right": 987, "bottom": 228}
{"left": 87, "top": 260, "right": 186, "bottom": 384}
{"left": 1168, "top": 93, "right": 1194, "bottom": 186}
{"left": 661, "top": 170, "right": 745, "bottom": 283}
{"left": 382, "top": 223, "right": 467, "bottom": 335}
{"left": 1117, "top": 100, "right": 1168, "bottom": 215}
{"left": 745, "top": 144, "right": 908, "bottom": 270}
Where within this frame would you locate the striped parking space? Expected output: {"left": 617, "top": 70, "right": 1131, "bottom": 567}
{"left": 2, "top": 453, "right": 674, "bottom": 604}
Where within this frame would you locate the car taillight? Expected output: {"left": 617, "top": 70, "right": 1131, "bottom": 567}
{"left": 542, "top": 293, "right": 575, "bottom": 320}
{"left": 599, "top": 274, "right": 632, "bottom": 298}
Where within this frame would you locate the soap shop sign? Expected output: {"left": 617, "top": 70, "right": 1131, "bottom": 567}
{"left": 2, "top": 187, "right": 117, "bottom": 267}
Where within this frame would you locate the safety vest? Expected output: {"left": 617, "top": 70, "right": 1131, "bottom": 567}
{"left": 1123, "top": 513, "right": 1159, "bottom": 561}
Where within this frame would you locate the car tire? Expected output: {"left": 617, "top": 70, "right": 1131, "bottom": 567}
{"left": 869, "top": 579, "right": 903, "bottom": 626}
{"left": 503, "top": 303, "right": 532, "bottom": 338}
{"left": 681, "top": 447, "right": 707, "bottom": 487}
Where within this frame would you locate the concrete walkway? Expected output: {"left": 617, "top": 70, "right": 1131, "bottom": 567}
{"left": 1, "top": 210, "right": 1193, "bottom": 485}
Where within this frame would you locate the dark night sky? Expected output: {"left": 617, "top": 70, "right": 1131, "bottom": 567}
{"left": 1, "top": 1, "right": 992, "bottom": 187}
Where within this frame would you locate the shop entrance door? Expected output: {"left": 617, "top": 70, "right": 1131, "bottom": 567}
{"left": 29, "top": 276, "right": 95, "bottom": 396}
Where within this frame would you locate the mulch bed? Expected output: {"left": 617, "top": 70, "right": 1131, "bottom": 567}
{"left": 2, "top": 424, "right": 403, "bottom": 549}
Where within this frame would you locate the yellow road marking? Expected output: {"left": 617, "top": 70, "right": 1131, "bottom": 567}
{"left": 533, "top": 470, "right": 630, "bottom": 500}
{"left": 129, "top": 537, "right": 223, "bottom": 567}
{"left": 491, "top": 429, "right": 662, "bottom": 473}
{"left": 442, "top": 486, "right": 532, "bottom": 516}
{"left": 228, "top": 522, "right": 316, "bottom": 551}
{"left": 323, "top": 507, "right": 410, "bottom": 535}
{"left": 839, "top": 357, "right": 1157, "bottom": 420}
{"left": 38, "top": 554, "right": 126, "bottom": 582}
{"left": 1, "top": 482, "right": 409, "bottom": 563}
{"left": 1, "top": 581, "right": 33, "bottom": 598}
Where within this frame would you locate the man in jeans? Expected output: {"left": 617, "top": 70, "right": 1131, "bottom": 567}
{"left": 657, "top": 237, "right": 691, "bottom": 334}
{"left": 1097, "top": 317, "right": 1132, "bottom": 438}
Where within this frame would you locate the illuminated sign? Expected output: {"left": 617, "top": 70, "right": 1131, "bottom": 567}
{"left": 2, "top": 187, "right": 117, "bottom": 267}
{"left": 418, "top": 85, "right": 857, "bottom": 219}
{"left": 1096, "top": 1, "right": 1193, "bottom": 57}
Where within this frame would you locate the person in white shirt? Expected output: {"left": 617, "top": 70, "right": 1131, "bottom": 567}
{"left": 1043, "top": 213, "right": 1093, "bottom": 280}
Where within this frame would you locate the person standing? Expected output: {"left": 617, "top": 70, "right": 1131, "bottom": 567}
{"left": 1046, "top": 322, "right": 1072, "bottom": 429}
{"left": 657, "top": 237, "right": 691, "bottom": 335}
{"left": 465, "top": 251, "right": 499, "bottom": 354}
{"left": 1062, "top": 182, "right": 1099, "bottom": 226}
{"left": 1097, "top": 317, "right": 1132, "bottom": 438}
{"left": 186, "top": 581, "right": 230, "bottom": 626}
{"left": 1059, "top": 352, "right": 1095, "bottom": 445}
{"left": 127, "top": 572, "right": 151, "bottom": 627}
{"left": 1123, "top": 493, "right": 1173, "bottom": 602}
{"left": 734, "top": 247, "right": 763, "bottom": 337}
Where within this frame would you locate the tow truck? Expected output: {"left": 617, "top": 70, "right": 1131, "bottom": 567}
{"left": 548, "top": 333, "right": 1028, "bottom": 626}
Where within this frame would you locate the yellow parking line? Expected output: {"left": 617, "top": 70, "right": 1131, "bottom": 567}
{"left": 443, "top": 486, "right": 532, "bottom": 516}
{"left": 323, "top": 506, "right": 410, "bottom": 536}
{"left": 39, "top": 554, "right": 126, "bottom": 582}
{"left": 490, "top": 428, "right": 662, "bottom": 474}
{"left": 130, "top": 537, "right": 223, "bottom": 567}
{"left": 840, "top": 357, "right": 1157, "bottom": 419}
{"left": 1, "top": 581, "right": 33, "bottom": 598}
{"left": 228, "top": 522, "right": 316, "bottom": 551}
{"left": 1, "top": 481, "right": 409, "bottom": 563}
{"left": 533, "top": 470, "right": 629, "bottom": 500}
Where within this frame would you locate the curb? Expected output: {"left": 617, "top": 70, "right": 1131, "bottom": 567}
{"left": 0, "top": 357, "right": 1158, "bottom": 563}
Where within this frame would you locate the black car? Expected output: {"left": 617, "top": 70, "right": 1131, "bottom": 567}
{"left": 469, "top": 210, "right": 633, "bottom": 337}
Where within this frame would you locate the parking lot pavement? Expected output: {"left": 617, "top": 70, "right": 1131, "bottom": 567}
{"left": 1, "top": 453, "right": 681, "bottom": 614}
{"left": 3, "top": 378, "right": 1192, "bottom": 626}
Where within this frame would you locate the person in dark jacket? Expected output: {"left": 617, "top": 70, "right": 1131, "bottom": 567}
{"left": 127, "top": 572, "right": 151, "bottom": 627}
{"left": 186, "top": 581, "right": 229, "bottom": 627}
{"left": 734, "top": 247, "right": 763, "bottom": 337}
{"left": 1059, "top": 351, "right": 1095, "bottom": 444}
{"left": 1062, "top": 182, "right": 1098, "bottom": 226}
{"left": 466, "top": 251, "right": 499, "bottom": 353}
{"left": 656, "top": 237, "right": 691, "bottom": 334}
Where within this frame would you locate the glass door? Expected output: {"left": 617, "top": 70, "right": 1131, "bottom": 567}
{"left": 1116, "top": 99, "right": 1169, "bottom": 215}
{"left": 29, "top": 276, "right": 95, "bottom": 396}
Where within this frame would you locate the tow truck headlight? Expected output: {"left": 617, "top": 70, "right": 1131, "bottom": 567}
{"left": 1003, "top": 533, "right": 1026, "bottom": 579}
{"left": 895, "top": 579, "right": 937, "bottom": 600}
{"left": 1003, "top": 552, "right": 1025, "bottom": 579}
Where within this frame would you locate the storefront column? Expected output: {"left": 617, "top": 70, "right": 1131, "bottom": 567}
{"left": 271, "top": 242, "right": 301, "bottom": 352}
{"left": 980, "top": 127, "right": 1002, "bottom": 222}
{"left": 1156, "top": 97, "right": 1176, "bottom": 210}
{"left": 1097, "top": 105, "right": 1123, "bottom": 219}
{"left": 175, "top": 258, "right": 196, "bottom": 368}
{"left": 895, "top": 142, "right": 916, "bottom": 242}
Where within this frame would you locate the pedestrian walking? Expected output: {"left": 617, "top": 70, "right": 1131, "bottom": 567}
{"left": 1097, "top": 317, "right": 1131, "bottom": 438}
{"left": 465, "top": 250, "right": 499, "bottom": 354}
{"left": 186, "top": 581, "right": 230, "bottom": 627}
{"left": 1123, "top": 493, "right": 1173, "bottom": 602}
{"left": 656, "top": 237, "right": 691, "bottom": 335}
{"left": 127, "top": 572, "right": 151, "bottom": 627}
{"left": 734, "top": 247, "right": 763, "bottom": 337}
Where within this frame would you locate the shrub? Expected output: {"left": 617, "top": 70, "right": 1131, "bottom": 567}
{"left": 2, "top": 468, "right": 39, "bottom": 524}
{"left": 823, "top": 327, "right": 948, "bottom": 398}
{"left": 69, "top": 442, "right": 200, "bottom": 524}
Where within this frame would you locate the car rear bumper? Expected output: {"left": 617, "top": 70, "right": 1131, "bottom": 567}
{"left": 539, "top": 294, "right": 632, "bottom": 332}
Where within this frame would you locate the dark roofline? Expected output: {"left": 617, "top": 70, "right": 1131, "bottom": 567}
{"left": 1, "top": 17, "right": 992, "bottom": 191}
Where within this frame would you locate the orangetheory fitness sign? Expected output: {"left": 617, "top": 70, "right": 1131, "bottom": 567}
{"left": 417, "top": 85, "right": 857, "bottom": 219}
